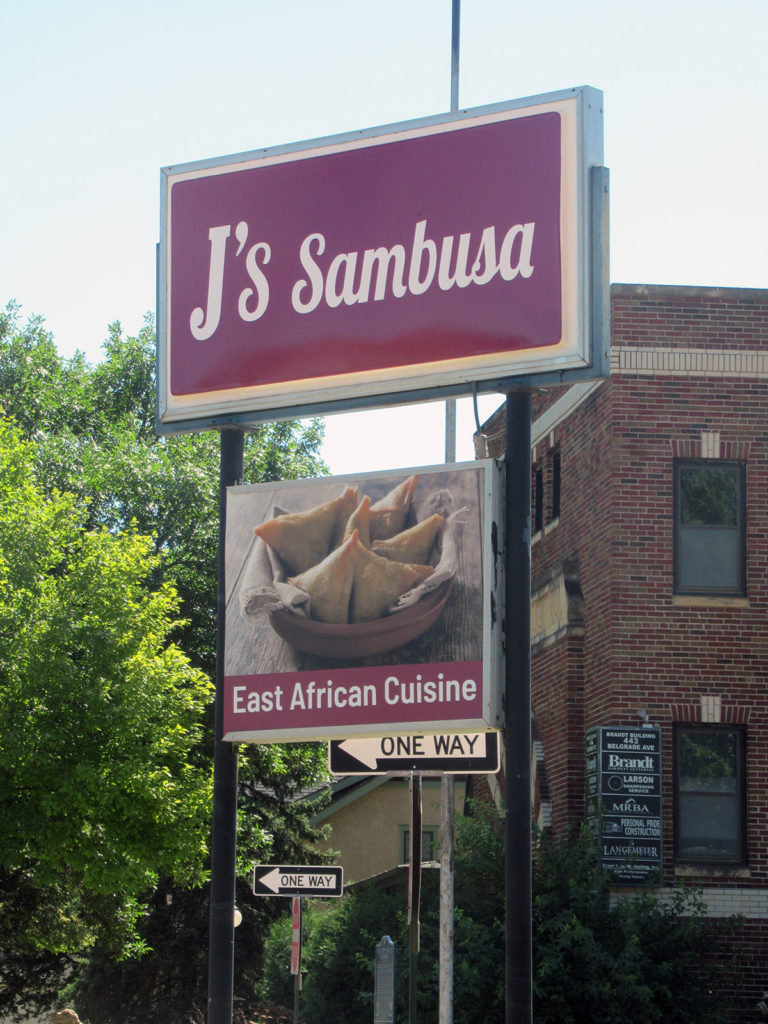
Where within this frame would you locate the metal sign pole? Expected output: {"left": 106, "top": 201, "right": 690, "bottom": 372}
{"left": 292, "top": 897, "right": 302, "bottom": 1024}
{"left": 408, "top": 773, "right": 422, "bottom": 1024}
{"left": 443, "top": 0, "right": 460, "bottom": 465}
{"left": 438, "top": 776, "right": 455, "bottom": 1024}
{"left": 440, "top": 11, "right": 460, "bottom": 1018}
{"left": 450, "top": 0, "right": 460, "bottom": 113}
{"left": 504, "top": 392, "right": 532, "bottom": 1024}
{"left": 207, "top": 429, "right": 244, "bottom": 1024}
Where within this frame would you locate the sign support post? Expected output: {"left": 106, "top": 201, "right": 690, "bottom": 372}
{"left": 208, "top": 429, "right": 244, "bottom": 1024}
{"left": 439, "top": 774, "right": 455, "bottom": 1024}
{"left": 441, "top": 10, "right": 459, "bottom": 1014}
{"left": 504, "top": 392, "right": 532, "bottom": 1024}
{"left": 291, "top": 897, "right": 302, "bottom": 1024}
{"left": 408, "top": 773, "right": 422, "bottom": 1024}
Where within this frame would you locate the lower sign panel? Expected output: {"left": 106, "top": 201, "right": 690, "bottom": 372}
{"left": 329, "top": 731, "right": 500, "bottom": 775}
{"left": 222, "top": 463, "right": 503, "bottom": 744}
{"left": 253, "top": 864, "right": 344, "bottom": 898}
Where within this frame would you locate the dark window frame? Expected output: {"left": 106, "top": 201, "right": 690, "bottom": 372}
{"left": 673, "top": 458, "right": 746, "bottom": 596}
{"left": 673, "top": 724, "right": 747, "bottom": 867}
{"left": 550, "top": 448, "right": 561, "bottom": 522}
{"left": 532, "top": 462, "right": 544, "bottom": 534}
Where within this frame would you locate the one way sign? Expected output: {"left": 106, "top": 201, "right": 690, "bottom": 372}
{"left": 329, "top": 731, "right": 500, "bottom": 775}
{"left": 252, "top": 864, "right": 344, "bottom": 898}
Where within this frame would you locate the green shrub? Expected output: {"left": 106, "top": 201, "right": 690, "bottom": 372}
{"left": 258, "top": 810, "right": 741, "bottom": 1024}
{"left": 532, "top": 825, "right": 741, "bottom": 1024}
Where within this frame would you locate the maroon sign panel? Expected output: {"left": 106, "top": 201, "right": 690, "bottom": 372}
{"left": 158, "top": 88, "right": 604, "bottom": 429}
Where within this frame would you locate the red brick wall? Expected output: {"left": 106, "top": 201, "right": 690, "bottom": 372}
{"left": 503, "top": 284, "right": 768, "bottom": 1018}
{"left": 611, "top": 284, "right": 768, "bottom": 350}
{"left": 526, "top": 284, "right": 768, "bottom": 845}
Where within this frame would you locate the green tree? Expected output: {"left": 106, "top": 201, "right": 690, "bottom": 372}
{"left": 451, "top": 796, "right": 506, "bottom": 1019}
{"left": 0, "top": 303, "right": 332, "bottom": 1020}
{"left": 259, "top": 873, "right": 440, "bottom": 1024}
{"left": 0, "top": 419, "right": 213, "bottom": 1016}
{"left": 532, "top": 825, "right": 740, "bottom": 1024}
{"left": 68, "top": 756, "right": 332, "bottom": 1024}
{"left": 0, "top": 303, "right": 327, "bottom": 676}
{"left": 258, "top": 804, "right": 741, "bottom": 1024}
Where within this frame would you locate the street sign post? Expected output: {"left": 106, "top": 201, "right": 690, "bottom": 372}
{"left": 329, "top": 731, "right": 500, "bottom": 775}
{"left": 290, "top": 897, "right": 302, "bottom": 976}
{"left": 168, "top": 72, "right": 607, "bottom": 1024}
{"left": 291, "top": 896, "right": 303, "bottom": 1024}
{"left": 252, "top": 864, "right": 344, "bottom": 898}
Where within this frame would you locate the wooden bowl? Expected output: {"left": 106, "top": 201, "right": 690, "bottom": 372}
{"left": 268, "top": 579, "right": 453, "bottom": 659}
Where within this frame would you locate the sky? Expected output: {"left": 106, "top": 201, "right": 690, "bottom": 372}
{"left": 2, "top": 0, "right": 766, "bottom": 474}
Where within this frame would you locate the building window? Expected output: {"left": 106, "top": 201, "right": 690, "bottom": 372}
{"left": 549, "top": 449, "right": 561, "bottom": 522}
{"left": 533, "top": 462, "right": 543, "bottom": 534}
{"left": 674, "top": 459, "right": 745, "bottom": 595}
{"left": 532, "top": 449, "right": 559, "bottom": 534}
{"left": 400, "top": 827, "right": 438, "bottom": 864}
{"left": 674, "top": 725, "right": 746, "bottom": 865}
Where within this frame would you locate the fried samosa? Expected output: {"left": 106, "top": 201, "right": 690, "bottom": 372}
{"left": 369, "top": 474, "right": 419, "bottom": 540}
{"left": 371, "top": 513, "right": 443, "bottom": 565}
{"left": 330, "top": 485, "right": 360, "bottom": 550}
{"left": 350, "top": 536, "right": 423, "bottom": 622}
{"left": 404, "top": 563, "right": 435, "bottom": 585}
{"left": 287, "top": 531, "right": 357, "bottom": 623}
{"left": 253, "top": 486, "right": 357, "bottom": 575}
{"left": 343, "top": 495, "right": 372, "bottom": 547}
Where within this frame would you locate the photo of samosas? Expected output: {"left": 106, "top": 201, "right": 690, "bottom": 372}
{"left": 224, "top": 466, "right": 485, "bottom": 669}
{"left": 252, "top": 475, "right": 443, "bottom": 629}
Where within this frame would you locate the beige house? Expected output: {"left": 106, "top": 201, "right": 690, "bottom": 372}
{"left": 311, "top": 775, "right": 469, "bottom": 884}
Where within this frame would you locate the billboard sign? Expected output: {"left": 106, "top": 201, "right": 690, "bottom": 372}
{"left": 158, "top": 86, "right": 606, "bottom": 431}
{"left": 586, "top": 727, "right": 663, "bottom": 883}
{"left": 222, "top": 462, "right": 502, "bottom": 743}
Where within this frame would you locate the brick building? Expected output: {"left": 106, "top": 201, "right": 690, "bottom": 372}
{"left": 481, "top": 283, "right": 768, "bottom": 1021}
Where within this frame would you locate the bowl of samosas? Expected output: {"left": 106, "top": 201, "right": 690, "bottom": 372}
{"left": 251, "top": 475, "right": 456, "bottom": 658}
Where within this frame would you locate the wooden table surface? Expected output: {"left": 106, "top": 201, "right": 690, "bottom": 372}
{"left": 224, "top": 467, "right": 486, "bottom": 676}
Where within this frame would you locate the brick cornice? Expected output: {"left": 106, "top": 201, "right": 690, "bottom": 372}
{"left": 611, "top": 346, "right": 768, "bottom": 378}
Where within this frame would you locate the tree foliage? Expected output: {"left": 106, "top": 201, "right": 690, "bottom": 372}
{"left": 532, "top": 825, "right": 740, "bottom": 1024}
{"left": 258, "top": 802, "right": 740, "bottom": 1024}
{"left": 0, "top": 302, "right": 331, "bottom": 1020}
{"left": 0, "top": 302, "right": 327, "bottom": 676}
{"left": 259, "top": 873, "right": 441, "bottom": 1024}
{"left": 0, "top": 419, "right": 213, "bottom": 1014}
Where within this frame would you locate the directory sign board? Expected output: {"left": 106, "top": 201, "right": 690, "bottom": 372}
{"left": 222, "top": 461, "right": 502, "bottom": 743}
{"left": 586, "top": 727, "right": 663, "bottom": 883}
{"left": 158, "top": 86, "right": 606, "bottom": 431}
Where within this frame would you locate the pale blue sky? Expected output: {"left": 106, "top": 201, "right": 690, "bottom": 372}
{"left": 2, "top": 0, "right": 766, "bottom": 471}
